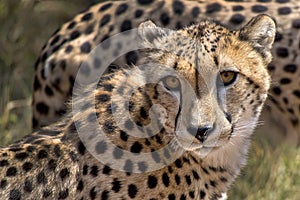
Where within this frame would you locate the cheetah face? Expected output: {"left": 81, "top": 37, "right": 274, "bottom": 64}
{"left": 133, "top": 15, "right": 275, "bottom": 157}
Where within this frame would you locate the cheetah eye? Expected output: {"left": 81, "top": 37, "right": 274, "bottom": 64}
{"left": 161, "top": 76, "right": 181, "bottom": 91}
{"left": 220, "top": 71, "right": 238, "bottom": 86}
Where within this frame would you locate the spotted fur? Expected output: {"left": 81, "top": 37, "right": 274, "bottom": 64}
{"left": 1, "top": 15, "right": 275, "bottom": 199}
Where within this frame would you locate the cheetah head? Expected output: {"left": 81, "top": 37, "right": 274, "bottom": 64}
{"left": 129, "top": 14, "right": 276, "bottom": 158}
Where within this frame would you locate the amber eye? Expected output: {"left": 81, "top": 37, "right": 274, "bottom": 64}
{"left": 220, "top": 71, "right": 238, "bottom": 86}
{"left": 161, "top": 76, "right": 181, "bottom": 90}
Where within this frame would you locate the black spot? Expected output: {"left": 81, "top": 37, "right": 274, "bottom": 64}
{"left": 220, "top": 177, "right": 228, "bottom": 182}
{"left": 185, "top": 175, "right": 192, "bottom": 185}
{"left": 113, "top": 147, "right": 124, "bottom": 159}
{"left": 99, "top": 3, "right": 112, "bottom": 12}
{"left": 24, "top": 179, "right": 33, "bottom": 193}
{"left": 292, "top": 19, "right": 300, "bottom": 29}
{"left": 77, "top": 180, "right": 84, "bottom": 191}
{"left": 168, "top": 194, "right": 176, "bottom": 200}
{"left": 192, "top": 7, "right": 200, "bottom": 17}
{"left": 192, "top": 170, "right": 200, "bottom": 180}
{"left": 112, "top": 178, "right": 121, "bottom": 192}
{"left": 189, "top": 191, "right": 195, "bottom": 198}
{"left": 283, "top": 64, "right": 297, "bottom": 73}
{"left": 103, "top": 84, "right": 114, "bottom": 92}
{"left": 160, "top": 12, "right": 170, "bottom": 26}
{"left": 48, "top": 159, "right": 57, "bottom": 171}
{"left": 202, "top": 167, "right": 209, "bottom": 174}
{"left": 58, "top": 188, "right": 69, "bottom": 199}
{"left": 6, "top": 167, "right": 17, "bottom": 177}
{"left": 175, "top": 174, "right": 181, "bottom": 185}
{"left": 293, "top": 90, "right": 300, "bottom": 98}
{"left": 101, "top": 190, "right": 108, "bottom": 200}
{"left": 275, "top": 32, "right": 283, "bottom": 42}
{"left": 22, "top": 162, "right": 33, "bottom": 172}
{"left": 67, "top": 21, "right": 76, "bottom": 29}
{"left": 276, "top": 47, "right": 289, "bottom": 57}
{"left": 180, "top": 194, "right": 187, "bottom": 200}
{"left": 280, "top": 78, "right": 291, "bottom": 84}
{"left": 257, "top": 0, "right": 272, "bottom": 2}
{"left": 162, "top": 172, "right": 170, "bottom": 187}
{"left": 276, "top": 0, "right": 290, "bottom": 3}
{"left": 43, "top": 190, "right": 52, "bottom": 198}
{"left": 278, "top": 7, "right": 291, "bottom": 15}
{"left": 232, "top": 5, "right": 244, "bottom": 11}
{"left": 9, "top": 189, "right": 21, "bottom": 200}
{"left": 210, "top": 180, "right": 217, "bottom": 187}
{"left": 103, "top": 121, "right": 115, "bottom": 133}
{"left": 229, "top": 14, "right": 245, "bottom": 25}
{"left": 0, "top": 179, "right": 7, "bottom": 189}
{"left": 84, "top": 24, "right": 94, "bottom": 35}
{"left": 70, "top": 30, "right": 81, "bottom": 40}
{"left": 54, "top": 145, "right": 61, "bottom": 157}
{"left": 37, "top": 171, "right": 47, "bottom": 184}
{"left": 124, "top": 159, "right": 133, "bottom": 173}
{"left": 128, "top": 184, "right": 138, "bottom": 198}
{"left": 102, "top": 165, "right": 112, "bottom": 175}
{"left": 137, "top": 0, "right": 154, "bottom": 5}
{"left": 97, "top": 94, "right": 110, "bottom": 102}
{"left": 37, "top": 149, "right": 48, "bottom": 159}
{"left": 100, "top": 14, "right": 111, "bottom": 27}
{"left": 65, "top": 45, "right": 73, "bottom": 53}
{"left": 272, "top": 87, "right": 282, "bottom": 95}
{"left": 50, "top": 35, "right": 60, "bottom": 46}
{"left": 135, "top": 9, "right": 144, "bottom": 18}
{"left": 200, "top": 190, "right": 206, "bottom": 199}
{"left": 116, "top": 3, "right": 128, "bottom": 15}
{"left": 125, "top": 51, "right": 138, "bottom": 65}
{"left": 120, "top": 20, "right": 132, "bottom": 32}
{"left": 175, "top": 159, "right": 182, "bottom": 168}
{"left": 95, "top": 141, "right": 107, "bottom": 154}
{"left": 251, "top": 5, "right": 268, "bottom": 13}
{"left": 90, "top": 166, "right": 98, "bottom": 177}
{"left": 83, "top": 165, "right": 88, "bottom": 175}
{"left": 60, "top": 168, "right": 70, "bottom": 180}
{"left": 77, "top": 141, "right": 86, "bottom": 155}
{"left": 120, "top": 130, "right": 129, "bottom": 141}
{"left": 209, "top": 166, "right": 217, "bottom": 172}
{"left": 130, "top": 142, "right": 143, "bottom": 153}
{"left": 172, "top": 1, "right": 185, "bottom": 15}
{"left": 45, "top": 85, "right": 54, "bottom": 96}
{"left": 80, "top": 41, "right": 91, "bottom": 53}
{"left": 36, "top": 102, "right": 49, "bottom": 115}
{"left": 147, "top": 175, "right": 158, "bottom": 189}
{"left": 81, "top": 12, "right": 93, "bottom": 21}
{"left": 0, "top": 159, "right": 9, "bottom": 166}
{"left": 33, "top": 76, "right": 41, "bottom": 91}
{"left": 206, "top": 3, "right": 222, "bottom": 14}
{"left": 140, "top": 107, "right": 148, "bottom": 119}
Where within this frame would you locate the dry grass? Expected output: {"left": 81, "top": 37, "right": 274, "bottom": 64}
{"left": 0, "top": 1, "right": 299, "bottom": 199}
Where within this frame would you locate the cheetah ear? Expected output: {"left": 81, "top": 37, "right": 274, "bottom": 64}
{"left": 137, "top": 20, "right": 171, "bottom": 48}
{"left": 238, "top": 14, "right": 276, "bottom": 61}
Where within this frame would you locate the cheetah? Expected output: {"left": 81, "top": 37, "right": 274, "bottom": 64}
{"left": 32, "top": 0, "right": 300, "bottom": 144}
{"left": 0, "top": 14, "right": 275, "bottom": 199}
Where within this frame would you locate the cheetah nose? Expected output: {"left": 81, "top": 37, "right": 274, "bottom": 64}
{"left": 187, "top": 125, "right": 213, "bottom": 143}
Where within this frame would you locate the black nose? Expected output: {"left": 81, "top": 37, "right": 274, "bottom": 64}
{"left": 187, "top": 126, "right": 212, "bottom": 143}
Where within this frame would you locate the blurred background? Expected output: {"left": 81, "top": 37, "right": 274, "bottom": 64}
{"left": 0, "top": 1, "right": 299, "bottom": 199}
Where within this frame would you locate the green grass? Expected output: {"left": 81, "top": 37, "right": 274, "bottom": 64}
{"left": 0, "top": 1, "right": 299, "bottom": 199}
